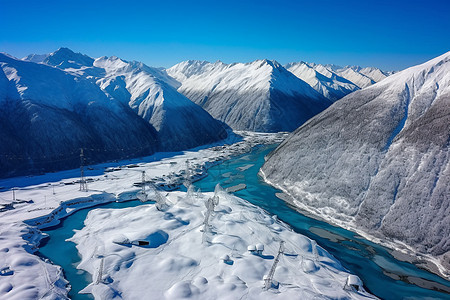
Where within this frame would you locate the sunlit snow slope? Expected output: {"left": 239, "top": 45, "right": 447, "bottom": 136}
{"left": 42, "top": 48, "right": 228, "bottom": 151}
{"left": 262, "top": 52, "right": 450, "bottom": 273}
{"left": 285, "top": 62, "right": 359, "bottom": 102}
{"left": 167, "top": 59, "right": 332, "bottom": 132}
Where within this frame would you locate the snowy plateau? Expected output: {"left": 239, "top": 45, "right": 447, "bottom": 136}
{"left": 262, "top": 52, "right": 450, "bottom": 277}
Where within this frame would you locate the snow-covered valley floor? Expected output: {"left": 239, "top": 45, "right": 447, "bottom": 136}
{"left": 70, "top": 187, "right": 374, "bottom": 299}
{"left": 0, "top": 131, "right": 376, "bottom": 299}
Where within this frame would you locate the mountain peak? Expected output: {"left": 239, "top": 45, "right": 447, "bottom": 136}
{"left": 44, "top": 47, "right": 94, "bottom": 69}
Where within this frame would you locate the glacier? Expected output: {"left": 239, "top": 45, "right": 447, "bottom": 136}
{"left": 261, "top": 52, "right": 450, "bottom": 276}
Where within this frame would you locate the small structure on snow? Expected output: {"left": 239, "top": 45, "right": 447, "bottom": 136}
{"left": 344, "top": 274, "right": 363, "bottom": 291}
{"left": 256, "top": 243, "right": 264, "bottom": 255}
{"left": 247, "top": 245, "right": 256, "bottom": 254}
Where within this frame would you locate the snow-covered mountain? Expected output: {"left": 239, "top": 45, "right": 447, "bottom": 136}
{"left": 261, "top": 52, "right": 450, "bottom": 273}
{"left": 43, "top": 48, "right": 227, "bottom": 151}
{"left": 0, "top": 53, "right": 159, "bottom": 177}
{"left": 351, "top": 66, "right": 391, "bottom": 82}
{"left": 22, "top": 53, "right": 49, "bottom": 63}
{"left": 325, "top": 64, "right": 389, "bottom": 88}
{"left": 285, "top": 62, "right": 359, "bottom": 102}
{"left": 1, "top": 48, "right": 228, "bottom": 177}
{"left": 167, "top": 59, "right": 332, "bottom": 132}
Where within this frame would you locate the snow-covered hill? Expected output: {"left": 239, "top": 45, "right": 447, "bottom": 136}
{"left": 167, "top": 59, "right": 332, "bottom": 132}
{"left": 261, "top": 52, "right": 450, "bottom": 275}
{"left": 285, "top": 62, "right": 359, "bottom": 101}
{"left": 71, "top": 188, "right": 374, "bottom": 300}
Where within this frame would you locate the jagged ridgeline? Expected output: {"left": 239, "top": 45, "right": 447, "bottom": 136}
{"left": 262, "top": 52, "right": 450, "bottom": 272}
{"left": 0, "top": 49, "right": 227, "bottom": 177}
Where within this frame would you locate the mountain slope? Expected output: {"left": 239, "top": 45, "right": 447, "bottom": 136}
{"left": 41, "top": 48, "right": 227, "bottom": 151}
{"left": 167, "top": 60, "right": 332, "bottom": 132}
{"left": 261, "top": 52, "right": 450, "bottom": 274}
{"left": 93, "top": 56, "right": 227, "bottom": 150}
{"left": 285, "top": 62, "right": 359, "bottom": 101}
{"left": 0, "top": 53, "right": 159, "bottom": 177}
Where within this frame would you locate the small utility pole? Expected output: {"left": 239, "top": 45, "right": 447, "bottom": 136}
{"left": 184, "top": 160, "right": 191, "bottom": 188}
{"left": 79, "top": 149, "right": 88, "bottom": 192}
{"left": 264, "top": 241, "right": 285, "bottom": 290}
{"left": 140, "top": 171, "right": 147, "bottom": 202}
{"left": 12, "top": 187, "right": 16, "bottom": 202}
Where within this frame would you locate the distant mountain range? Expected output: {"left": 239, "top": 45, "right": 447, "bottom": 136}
{"left": 262, "top": 51, "right": 450, "bottom": 273}
{"left": 0, "top": 48, "right": 227, "bottom": 177}
{"left": 0, "top": 47, "right": 389, "bottom": 177}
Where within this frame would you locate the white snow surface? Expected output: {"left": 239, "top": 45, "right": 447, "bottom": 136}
{"left": 167, "top": 59, "right": 331, "bottom": 132}
{"left": 70, "top": 190, "right": 374, "bottom": 300}
{"left": 39, "top": 48, "right": 228, "bottom": 151}
{"left": 0, "top": 132, "right": 374, "bottom": 299}
{"left": 262, "top": 51, "right": 450, "bottom": 277}
{"left": 22, "top": 53, "right": 49, "bottom": 64}
{"left": 285, "top": 62, "right": 360, "bottom": 102}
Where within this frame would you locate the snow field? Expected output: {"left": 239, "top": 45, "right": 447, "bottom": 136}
{"left": 70, "top": 189, "right": 375, "bottom": 299}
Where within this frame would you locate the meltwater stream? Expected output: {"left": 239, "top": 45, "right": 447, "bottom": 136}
{"left": 39, "top": 144, "right": 450, "bottom": 299}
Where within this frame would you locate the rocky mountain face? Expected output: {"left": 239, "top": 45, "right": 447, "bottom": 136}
{"left": 261, "top": 52, "right": 450, "bottom": 272}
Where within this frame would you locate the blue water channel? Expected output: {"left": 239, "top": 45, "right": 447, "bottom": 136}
{"left": 39, "top": 144, "right": 450, "bottom": 299}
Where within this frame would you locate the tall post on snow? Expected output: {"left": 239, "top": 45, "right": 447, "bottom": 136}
{"left": 79, "top": 148, "right": 88, "bottom": 192}
{"left": 141, "top": 171, "right": 147, "bottom": 202}
{"left": 184, "top": 160, "right": 191, "bottom": 188}
{"left": 264, "top": 241, "right": 285, "bottom": 290}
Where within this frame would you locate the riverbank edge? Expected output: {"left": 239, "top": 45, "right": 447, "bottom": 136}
{"left": 259, "top": 169, "right": 450, "bottom": 281}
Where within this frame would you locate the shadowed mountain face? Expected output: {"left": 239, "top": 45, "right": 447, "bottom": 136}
{"left": 262, "top": 52, "right": 450, "bottom": 271}
{"left": 0, "top": 49, "right": 228, "bottom": 178}
{"left": 167, "top": 59, "right": 332, "bottom": 132}
{"left": 0, "top": 53, "right": 159, "bottom": 177}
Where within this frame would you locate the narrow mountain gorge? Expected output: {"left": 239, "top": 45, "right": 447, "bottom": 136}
{"left": 261, "top": 52, "right": 450, "bottom": 272}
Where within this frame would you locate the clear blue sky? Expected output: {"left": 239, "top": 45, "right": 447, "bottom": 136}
{"left": 1, "top": 0, "right": 449, "bottom": 71}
